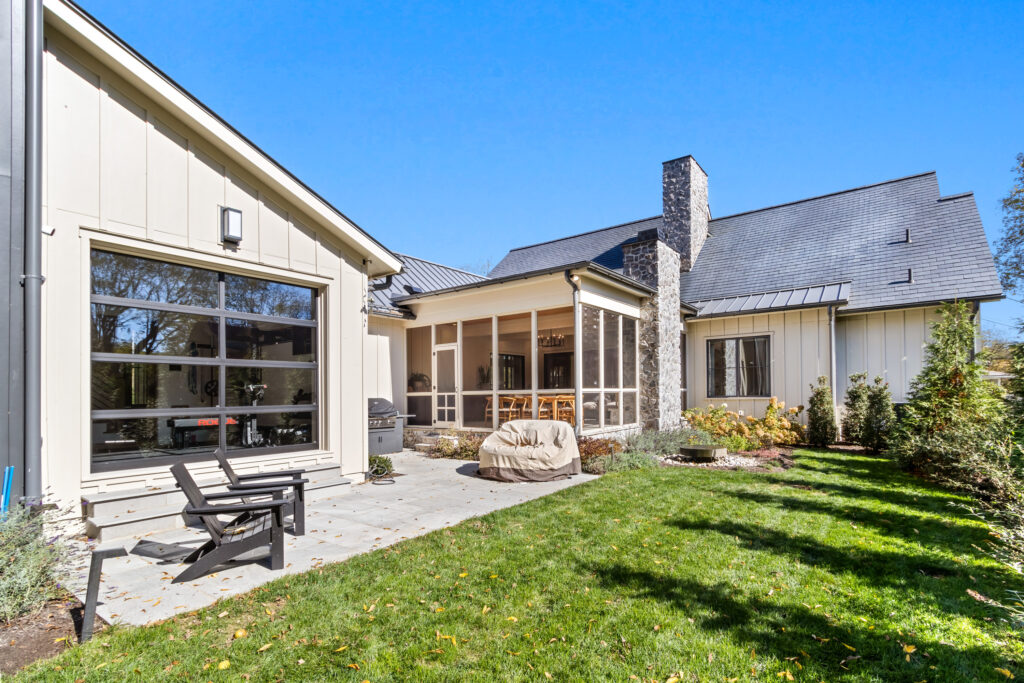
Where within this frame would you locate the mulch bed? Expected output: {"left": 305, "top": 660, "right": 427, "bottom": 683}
{"left": 1, "top": 598, "right": 105, "bottom": 675}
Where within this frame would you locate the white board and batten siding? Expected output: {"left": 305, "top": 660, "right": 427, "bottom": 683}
{"left": 685, "top": 308, "right": 831, "bottom": 421}
{"left": 835, "top": 307, "right": 942, "bottom": 403}
{"left": 366, "top": 317, "right": 406, "bottom": 406}
{"left": 41, "top": 29, "right": 374, "bottom": 503}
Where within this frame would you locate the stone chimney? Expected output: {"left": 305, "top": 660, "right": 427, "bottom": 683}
{"left": 662, "top": 156, "right": 709, "bottom": 271}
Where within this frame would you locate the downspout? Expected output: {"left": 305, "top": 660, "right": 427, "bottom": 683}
{"left": 368, "top": 274, "right": 394, "bottom": 292}
{"left": 22, "top": 0, "right": 43, "bottom": 504}
{"left": 828, "top": 304, "right": 839, "bottom": 440}
{"left": 564, "top": 270, "right": 582, "bottom": 436}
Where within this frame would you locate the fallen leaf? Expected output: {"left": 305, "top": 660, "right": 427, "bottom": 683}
{"left": 459, "top": 573, "right": 469, "bottom": 578}
{"left": 904, "top": 644, "right": 917, "bottom": 654}
{"left": 334, "top": 645, "right": 348, "bottom": 652}
{"left": 778, "top": 671, "right": 795, "bottom": 681}
{"left": 995, "top": 668, "right": 1015, "bottom": 679}
{"left": 217, "top": 660, "right": 231, "bottom": 670}
{"left": 234, "top": 629, "right": 248, "bottom": 639}
{"left": 258, "top": 644, "right": 272, "bottom": 653}
{"left": 842, "top": 643, "right": 856, "bottom": 651}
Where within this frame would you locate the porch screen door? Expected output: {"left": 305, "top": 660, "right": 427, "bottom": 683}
{"left": 434, "top": 346, "right": 458, "bottom": 426}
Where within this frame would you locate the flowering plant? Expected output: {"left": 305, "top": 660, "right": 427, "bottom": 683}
{"left": 683, "top": 397, "right": 803, "bottom": 449}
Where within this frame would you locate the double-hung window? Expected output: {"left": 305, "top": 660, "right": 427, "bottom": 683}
{"left": 89, "top": 249, "right": 319, "bottom": 471}
{"left": 706, "top": 335, "right": 770, "bottom": 398}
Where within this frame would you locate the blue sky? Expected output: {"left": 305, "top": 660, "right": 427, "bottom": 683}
{"left": 78, "top": 0, "right": 1024, "bottom": 338}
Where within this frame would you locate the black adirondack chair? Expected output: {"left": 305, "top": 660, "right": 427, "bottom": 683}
{"left": 214, "top": 450, "right": 308, "bottom": 536}
{"left": 170, "top": 463, "right": 287, "bottom": 584}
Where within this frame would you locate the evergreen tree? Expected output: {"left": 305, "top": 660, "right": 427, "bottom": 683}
{"left": 842, "top": 373, "right": 869, "bottom": 444}
{"left": 806, "top": 376, "right": 837, "bottom": 447}
{"left": 861, "top": 377, "right": 896, "bottom": 453}
{"left": 1007, "top": 342, "right": 1024, "bottom": 443}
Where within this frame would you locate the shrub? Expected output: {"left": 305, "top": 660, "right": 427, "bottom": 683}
{"left": 889, "top": 301, "right": 1011, "bottom": 494}
{"left": 577, "top": 436, "right": 622, "bottom": 473}
{"left": 806, "top": 375, "right": 837, "bottom": 447}
{"left": 842, "top": 373, "right": 869, "bottom": 444}
{"left": 585, "top": 451, "right": 659, "bottom": 475}
{"left": 368, "top": 454, "right": 394, "bottom": 476}
{"left": 430, "top": 431, "right": 484, "bottom": 460}
{"left": 861, "top": 376, "right": 896, "bottom": 453}
{"left": 686, "top": 398, "right": 803, "bottom": 449}
{"left": 1008, "top": 342, "right": 1024, "bottom": 446}
{"left": 1, "top": 505, "right": 66, "bottom": 623}
{"left": 717, "top": 433, "right": 755, "bottom": 452}
{"left": 625, "top": 428, "right": 716, "bottom": 456}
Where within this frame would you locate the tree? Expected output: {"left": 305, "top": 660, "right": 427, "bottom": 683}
{"left": 981, "top": 327, "right": 1016, "bottom": 373}
{"left": 861, "top": 377, "right": 896, "bottom": 453}
{"left": 1007, "top": 343, "right": 1024, "bottom": 443}
{"left": 995, "top": 153, "right": 1024, "bottom": 294}
{"left": 842, "top": 373, "right": 869, "bottom": 444}
{"left": 806, "top": 376, "right": 837, "bottom": 447}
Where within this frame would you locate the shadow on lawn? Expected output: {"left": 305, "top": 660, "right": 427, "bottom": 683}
{"left": 711, "top": 487, "right": 989, "bottom": 559}
{"left": 667, "top": 516, "right": 1000, "bottom": 623}
{"left": 586, "top": 562, "right": 1011, "bottom": 680}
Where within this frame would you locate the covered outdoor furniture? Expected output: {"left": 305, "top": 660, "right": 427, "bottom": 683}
{"left": 170, "top": 463, "right": 286, "bottom": 583}
{"left": 215, "top": 449, "right": 308, "bottom": 535}
{"left": 478, "top": 419, "right": 581, "bottom": 482}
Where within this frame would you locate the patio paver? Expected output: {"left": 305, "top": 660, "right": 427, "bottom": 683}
{"left": 63, "top": 451, "right": 595, "bottom": 626}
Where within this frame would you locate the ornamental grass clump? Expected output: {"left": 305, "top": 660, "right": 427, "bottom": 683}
{"left": 0, "top": 505, "right": 67, "bottom": 623}
{"left": 430, "top": 431, "right": 484, "bottom": 460}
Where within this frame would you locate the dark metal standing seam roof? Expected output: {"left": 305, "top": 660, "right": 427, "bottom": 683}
{"left": 368, "top": 254, "right": 487, "bottom": 316}
{"left": 487, "top": 172, "right": 1003, "bottom": 314}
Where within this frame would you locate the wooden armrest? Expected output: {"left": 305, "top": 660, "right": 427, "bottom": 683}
{"left": 185, "top": 499, "right": 288, "bottom": 516}
{"left": 204, "top": 487, "right": 288, "bottom": 500}
{"left": 235, "top": 469, "right": 305, "bottom": 481}
{"left": 229, "top": 478, "right": 308, "bottom": 490}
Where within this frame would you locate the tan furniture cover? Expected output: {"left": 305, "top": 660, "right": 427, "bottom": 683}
{"left": 478, "top": 419, "right": 582, "bottom": 482}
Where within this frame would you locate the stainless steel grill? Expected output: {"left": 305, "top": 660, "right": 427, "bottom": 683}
{"left": 368, "top": 398, "right": 404, "bottom": 455}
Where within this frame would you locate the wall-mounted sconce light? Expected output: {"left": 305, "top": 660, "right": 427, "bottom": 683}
{"left": 221, "top": 207, "right": 243, "bottom": 243}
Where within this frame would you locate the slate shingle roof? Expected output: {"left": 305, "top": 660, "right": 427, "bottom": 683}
{"left": 369, "top": 254, "right": 486, "bottom": 316}
{"left": 488, "top": 172, "right": 1002, "bottom": 313}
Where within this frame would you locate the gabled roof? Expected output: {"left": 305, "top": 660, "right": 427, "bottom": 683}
{"left": 369, "top": 254, "right": 487, "bottom": 317}
{"left": 691, "top": 282, "right": 850, "bottom": 319}
{"left": 488, "top": 172, "right": 1003, "bottom": 313}
{"left": 48, "top": 0, "right": 402, "bottom": 276}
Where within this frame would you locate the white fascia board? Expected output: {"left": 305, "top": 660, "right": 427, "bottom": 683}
{"left": 44, "top": 0, "right": 402, "bottom": 277}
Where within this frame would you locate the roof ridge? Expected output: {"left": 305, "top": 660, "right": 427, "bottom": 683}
{"left": 503, "top": 215, "right": 662, "bottom": 253}
{"left": 686, "top": 280, "right": 853, "bottom": 304}
{"left": 394, "top": 253, "right": 489, "bottom": 280}
{"left": 709, "top": 171, "right": 938, "bottom": 222}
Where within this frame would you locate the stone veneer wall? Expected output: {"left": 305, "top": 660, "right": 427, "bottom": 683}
{"left": 623, "top": 234, "right": 682, "bottom": 431}
{"left": 662, "top": 156, "right": 709, "bottom": 271}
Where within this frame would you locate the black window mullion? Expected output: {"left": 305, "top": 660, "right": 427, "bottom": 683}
{"left": 218, "top": 274, "right": 227, "bottom": 453}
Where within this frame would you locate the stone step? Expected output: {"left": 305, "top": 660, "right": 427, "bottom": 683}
{"left": 85, "top": 475, "right": 353, "bottom": 543}
{"left": 414, "top": 443, "right": 434, "bottom": 453}
{"left": 82, "top": 462, "right": 343, "bottom": 518}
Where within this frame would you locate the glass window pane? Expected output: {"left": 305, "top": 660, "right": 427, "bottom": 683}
{"left": 91, "top": 362, "right": 218, "bottom": 410}
{"left": 462, "top": 318, "right": 492, "bottom": 391}
{"left": 407, "top": 395, "right": 431, "bottom": 426}
{"left": 92, "top": 415, "right": 219, "bottom": 465}
{"left": 436, "top": 348, "right": 456, "bottom": 393}
{"left": 622, "top": 318, "right": 637, "bottom": 389}
{"left": 224, "top": 274, "right": 315, "bottom": 320}
{"left": 226, "top": 367, "right": 316, "bottom": 407}
{"left": 582, "top": 392, "right": 600, "bottom": 428}
{"left": 605, "top": 392, "right": 621, "bottom": 426}
{"left": 622, "top": 392, "right": 638, "bottom": 425}
{"left": 91, "top": 304, "right": 218, "bottom": 357}
{"left": 498, "top": 313, "right": 532, "bottom": 391}
{"left": 582, "top": 306, "right": 600, "bottom": 389}
{"left": 738, "top": 336, "right": 770, "bottom": 396}
{"left": 538, "top": 307, "right": 574, "bottom": 390}
{"left": 406, "top": 327, "right": 432, "bottom": 392}
{"left": 463, "top": 395, "right": 492, "bottom": 429}
{"left": 91, "top": 249, "right": 218, "bottom": 308}
{"left": 226, "top": 319, "right": 315, "bottom": 362}
{"left": 226, "top": 411, "right": 316, "bottom": 450}
{"left": 603, "top": 312, "right": 620, "bottom": 389}
{"left": 435, "top": 322, "right": 457, "bottom": 344}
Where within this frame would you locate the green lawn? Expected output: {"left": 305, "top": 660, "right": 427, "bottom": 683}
{"left": 22, "top": 450, "right": 1024, "bottom": 681}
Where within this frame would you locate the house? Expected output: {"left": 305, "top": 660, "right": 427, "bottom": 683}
{"left": 0, "top": 0, "right": 402, "bottom": 525}
{"left": 367, "top": 156, "right": 1002, "bottom": 438}
{"left": 0, "top": 1, "right": 1002, "bottom": 535}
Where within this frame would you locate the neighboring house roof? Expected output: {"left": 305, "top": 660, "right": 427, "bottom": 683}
{"left": 48, "top": 0, "right": 402, "bottom": 276}
{"left": 488, "top": 172, "right": 1003, "bottom": 314}
{"left": 691, "top": 281, "right": 850, "bottom": 319}
{"left": 369, "top": 254, "right": 487, "bottom": 317}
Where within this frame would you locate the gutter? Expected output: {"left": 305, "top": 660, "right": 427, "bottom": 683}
{"left": 565, "top": 270, "right": 583, "bottom": 437}
{"left": 23, "top": 0, "right": 43, "bottom": 504}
